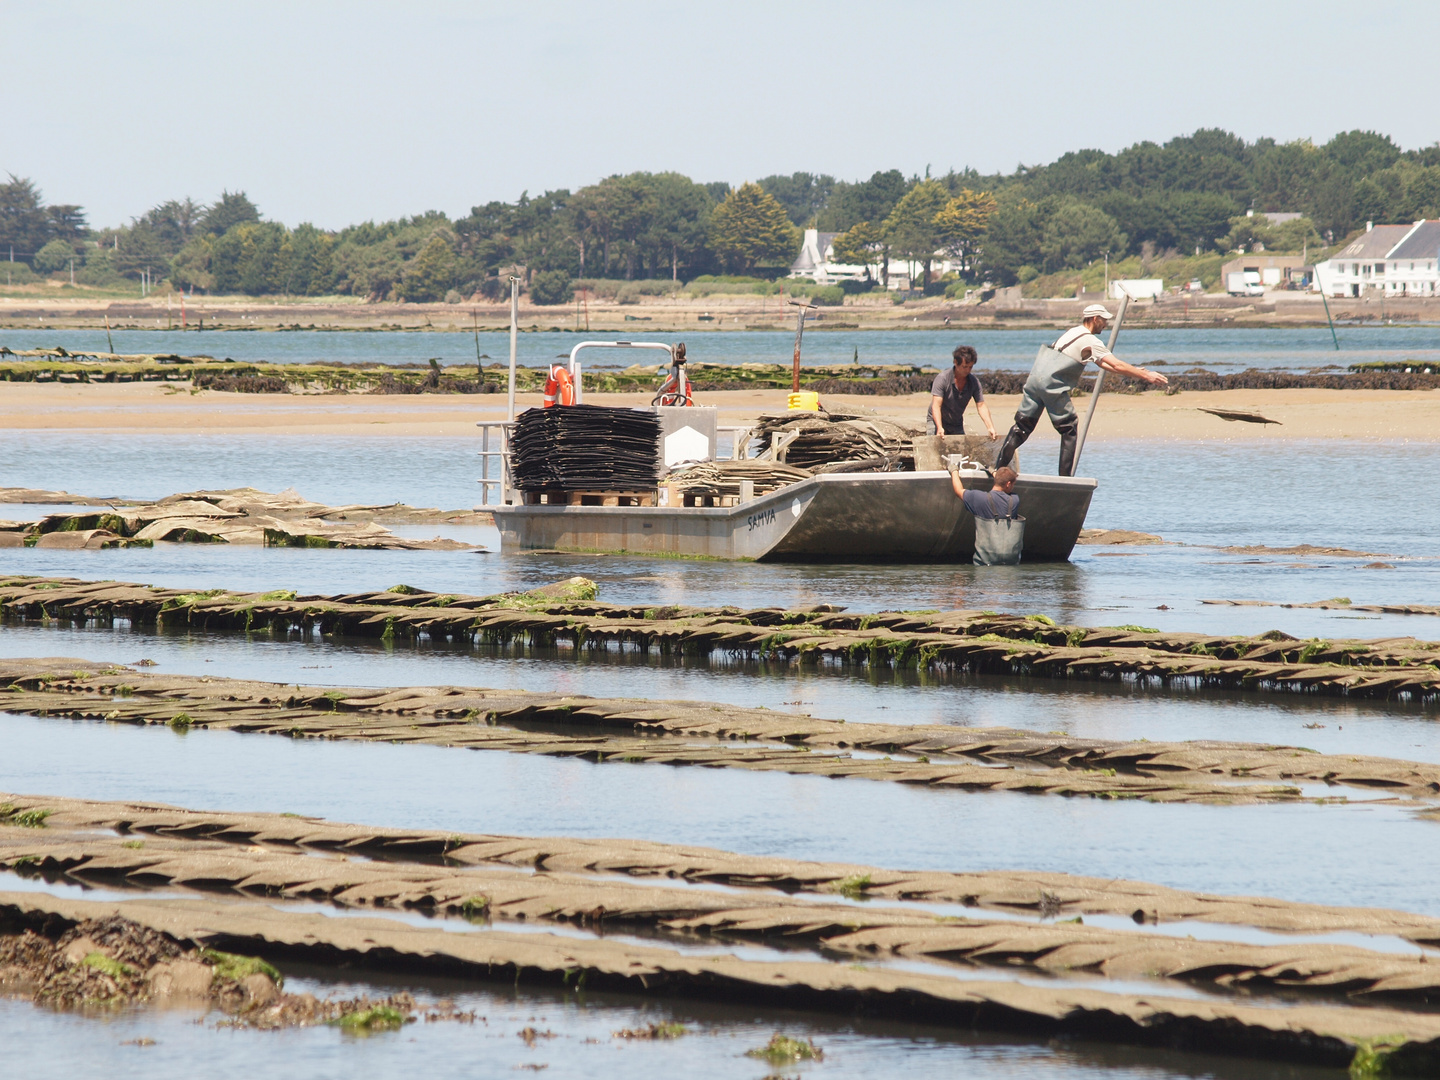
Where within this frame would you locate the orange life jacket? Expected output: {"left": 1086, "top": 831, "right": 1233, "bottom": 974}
{"left": 542, "top": 365, "right": 575, "bottom": 408}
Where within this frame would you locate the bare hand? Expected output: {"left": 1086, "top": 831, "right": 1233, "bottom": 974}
{"left": 986, "top": 429, "right": 997, "bottom": 440}
{"left": 1145, "top": 370, "right": 1169, "bottom": 386}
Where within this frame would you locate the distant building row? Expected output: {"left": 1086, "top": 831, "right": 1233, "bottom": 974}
{"left": 789, "top": 222, "right": 1440, "bottom": 299}
{"left": 1316, "top": 221, "right": 1440, "bottom": 297}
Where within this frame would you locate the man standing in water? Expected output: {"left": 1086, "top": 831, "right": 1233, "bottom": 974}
{"left": 995, "top": 304, "right": 1168, "bottom": 475}
{"left": 928, "top": 345, "right": 998, "bottom": 440}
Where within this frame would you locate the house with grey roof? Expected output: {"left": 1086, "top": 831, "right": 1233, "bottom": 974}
{"left": 1317, "top": 221, "right": 1439, "bottom": 297}
{"left": 789, "top": 228, "right": 852, "bottom": 284}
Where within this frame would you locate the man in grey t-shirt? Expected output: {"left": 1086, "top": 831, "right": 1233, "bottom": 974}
{"left": 995, "top": 304, "right": 1168, "bottom": 476}
{"left": 928, "top": 345, "right": 998, "bottom": 439}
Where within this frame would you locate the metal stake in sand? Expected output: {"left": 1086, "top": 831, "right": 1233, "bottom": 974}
{"left": 1070, "top": 291, "right": 1129, "bottom": 476}
{"left": 507, "top": 276, "right": 519, "bottom": 422}
{"left": 787, "top": 299, "right": 813, "bottom": 393}
{"left": 1319, "top": 285, "right": 1340, "bottom": 351}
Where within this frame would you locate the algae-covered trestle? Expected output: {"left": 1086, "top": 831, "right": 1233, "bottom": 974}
{"left": 6, "top": 793, "right": 1440, "bottom": 1072}
{"left": 2, "top": 574, "right": 1437, "bottom": 702}
{"left": 3, "top": 657, "right": 1437, "bottom": 805}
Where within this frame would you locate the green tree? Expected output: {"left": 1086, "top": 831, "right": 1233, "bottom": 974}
{"left": 757, "top": 172, "right": 835, "bottom": 226}
{"left": 0, "top": 174, "right": 49, "bottom": 262}
{"left": 1039, "top": 198, "right": 1125, "bottom": 272}
{"left": 169, "top": 236, "right": 215, "bottom": 292}
{"left": 642, "top": 172, "right": 713, "bottom": 280}
{"left": 935, "top": 189, "right": 997, "bottom": 277}
{"left": 114, "top": 222, "right": 174, "bottom": 282}
{"left": 399, "top": 233, "right": 457, "bottom": 302}
{"left": 33, "top": 238, "right": 77, "bottom": 274}
{"left": 708, "top": 182, "right": 800, "bottom": 274}
{"left": 529, "top": 268, "right": 573, "bottom": 305}
{"left": 978, "top": 195, "right": 1045, "bottom": 284}
{"left": 883, "top": 179, "right": 949, "bottom": 286}
{"left": 820, "top": 169, "right": 907, "bottom": 232}
{"left": 830, "top": 221, "right": 882, "bottom": 266}
{"left": 201, "top": 190, "right": 260, "bottom": 236}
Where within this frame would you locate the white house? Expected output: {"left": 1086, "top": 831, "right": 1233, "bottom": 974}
{"left": 788, "top": 228, "right": 962, "bottom": 290}
{"left": 1316, "top": 221, "right": 1440, "bottom": 297}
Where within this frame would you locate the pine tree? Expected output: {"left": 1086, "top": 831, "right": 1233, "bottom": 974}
{"left": 708, "top": 182, "right": 801, "bottom": 274}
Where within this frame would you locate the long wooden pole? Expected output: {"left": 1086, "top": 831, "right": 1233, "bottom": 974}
{"left": 787, "top": 299, "right": 810, "bottom": 393}
{"left": 507, "top": 278, "right": 519, "bottom": 422}
{"left": 1070, "top": 292, "right": 1129, "bottom": 476}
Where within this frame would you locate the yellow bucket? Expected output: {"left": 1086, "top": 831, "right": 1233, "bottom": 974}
{"left": 787, "top": 391, "right": 820, "bottom": 411}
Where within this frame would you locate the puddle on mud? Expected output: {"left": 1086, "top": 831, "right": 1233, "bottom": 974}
{"left": 3, "top": 711, "right": 1437, "bottom": 920}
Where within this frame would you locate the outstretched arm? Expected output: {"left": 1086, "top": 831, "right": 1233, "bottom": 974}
{"left": 1096, "top": 354, "right": 1169, "bottom": 387}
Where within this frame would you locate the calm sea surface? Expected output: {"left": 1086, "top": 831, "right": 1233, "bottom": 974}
{"left": 3, "top": 325, "right": 1439, "bottom": 372}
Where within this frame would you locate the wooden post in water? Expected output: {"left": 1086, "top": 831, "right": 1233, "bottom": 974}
{"left": 507, "top": 276, "right": 519, "bottom": 422}
{"left": 104, "top": 316, "right": 114, "bottom": 355}
{"left": 786, "top": 299, "right": 812, "bottom": 393}
{"left": 1070, "top": 291, "right": 1129, "bottom": 476}
{"left": 472, "top": 310, "right": 481, "bottom": 377}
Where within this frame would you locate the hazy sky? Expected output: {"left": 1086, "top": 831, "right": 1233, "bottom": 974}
{"left": 5, "top": 0, "right": 1435, "bottom": 230}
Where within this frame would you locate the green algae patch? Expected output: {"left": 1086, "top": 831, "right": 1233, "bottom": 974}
{"left": 493, "top": 576, "right": 599, "bottom": 610}
{"left": 168, "top": 712, "right": 194, "bottom": 732}
{"left": 201, "top": 948, "right": 283, "bottom": 987}
{"left": 256, "top": 589, "right": 297, "bottom": 601}
{"left": 1350, "top": 1034, "right": 1406, "bottom": 1078}
{"left": 0, "top": 804, "right": 51, "bottom": 828}
{"left": 747, "top": 1033, "right": 824, "bottom": 1064}
{"left": 334, "top": 1005, "right": 408, "bottom": 1033}
{"left": 615, "top": 1021, "right": 687, "bottom": 1039}
{"left": 459, "top": 895, "right": 491, "bottom": 921}
{"left": 82, "top": 952, "right": 136, "bottom": 979}
{"left": 831, "top": 873, "right": 873, "bottom": 900}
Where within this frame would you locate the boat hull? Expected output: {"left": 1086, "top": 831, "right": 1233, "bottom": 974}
{"left": 492, "top": 472, "right": 1096, "bottom": 563}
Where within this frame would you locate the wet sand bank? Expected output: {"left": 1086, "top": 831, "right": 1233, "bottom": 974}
{"left": 1, "top": 381, "right": 1436, "bottom": 440}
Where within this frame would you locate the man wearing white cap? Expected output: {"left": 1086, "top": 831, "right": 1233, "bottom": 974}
{"left": 995, "top": 304, "right": 1168, "bottom": 476}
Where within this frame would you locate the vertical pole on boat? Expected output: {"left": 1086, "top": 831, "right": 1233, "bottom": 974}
{"left": 507, "top": 276, "right": 519, "bottom": 422}
{"left": 787, "top": 299, "right": 810, "bottom": 393}
{"left": 1070, "top": 291, "right": 1129, "bottom": 476}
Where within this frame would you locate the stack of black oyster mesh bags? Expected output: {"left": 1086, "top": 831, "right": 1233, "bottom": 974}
{"left": 511, "top": 405, "right": 661, "bottom": 491}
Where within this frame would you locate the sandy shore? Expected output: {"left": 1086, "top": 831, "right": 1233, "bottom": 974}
{"left": 1, "top": 382, "right": 1435, "bottom": 442}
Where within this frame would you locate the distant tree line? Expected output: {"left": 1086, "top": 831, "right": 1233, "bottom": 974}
{"left": 3, "top": 129, "right": 1439, "bottom": 299}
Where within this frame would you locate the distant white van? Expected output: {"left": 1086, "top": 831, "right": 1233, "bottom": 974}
{"left": 1226, "top": 271, "right": 1264, "bottom": 297}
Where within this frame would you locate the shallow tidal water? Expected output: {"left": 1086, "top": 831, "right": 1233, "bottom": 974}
{"left": 2, "top": 338, "right": 1438, "bottom": 1073}
{"left": 0, "top": 981, "right": 1339, "bottom": 1080}
{"left": 2, "top": 711, "right": 1435, "bottom": 918}
{"left": 4, "top": 323, "right": 1438, "bottom": 374}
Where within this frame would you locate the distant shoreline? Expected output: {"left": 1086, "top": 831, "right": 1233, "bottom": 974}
{"left": 3, "top": 291, "right": 1438, "bottom": 334}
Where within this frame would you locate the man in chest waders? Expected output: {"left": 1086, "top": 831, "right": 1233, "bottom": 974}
{"left": 995, "top": 304, "right": 1169, "bottom": 476}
